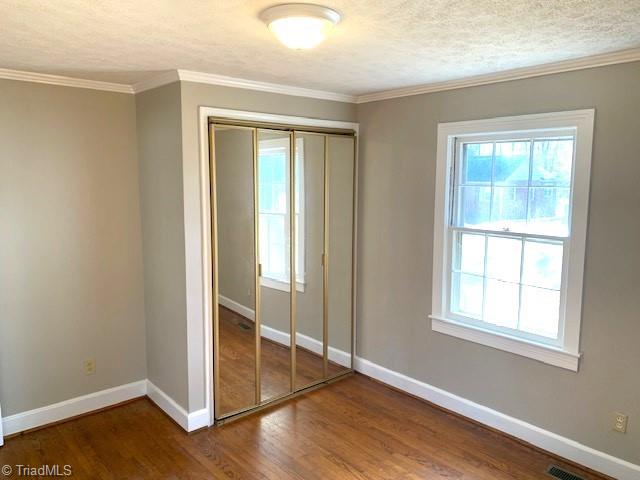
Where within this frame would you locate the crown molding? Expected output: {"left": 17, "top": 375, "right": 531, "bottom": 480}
{"left": 356, "top": 47, "right": 640, "bottom": 103}
{"left": 176, "top": 69, "right": 357, "bottom": 103}
{"left": 1, "top": 46, "right": 638, "bottom": 101}
{"left": 131, "top": 70, "right": 180, "bottom": 94}
{"left": 0, "top": 68, "right": 133, "bottom": 94}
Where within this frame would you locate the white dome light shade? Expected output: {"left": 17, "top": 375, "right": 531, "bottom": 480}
{"left": 268, "top": 16, "right": 333, "bottom": 49}
{"left": 260, "top": 4, "right": 341, "bottom": 49}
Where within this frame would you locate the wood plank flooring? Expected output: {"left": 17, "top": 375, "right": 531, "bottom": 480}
{"left": 0, "top": 374, "right": 607, "bottom": 479}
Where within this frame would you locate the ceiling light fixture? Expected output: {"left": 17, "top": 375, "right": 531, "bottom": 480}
{"left": 260, "top": 3, "right": 341, "bottom": 50}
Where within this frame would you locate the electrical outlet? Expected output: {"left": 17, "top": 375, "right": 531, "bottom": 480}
{"left": 83, "top": 359, "right": 96, "bottom": 375}
{"left": 613, "top": 413, "right": 628, "bottom": 433}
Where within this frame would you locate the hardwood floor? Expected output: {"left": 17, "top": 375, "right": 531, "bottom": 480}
{"left": 0, "top": 374, "right": 607, "bottom": 479}
{"left": 218, "top": 305, "right": 345, "bottom": 415}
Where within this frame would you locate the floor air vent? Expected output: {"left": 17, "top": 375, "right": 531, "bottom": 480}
{"left": 546, "top": 465, "right": 585, "bottom": 480}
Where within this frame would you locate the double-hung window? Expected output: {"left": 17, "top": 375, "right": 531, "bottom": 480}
{"left": 258, "top": 136, "right": 305, "bottom": 292}
{"left": 431, "top": 110, "right": 594, "bottom": 371}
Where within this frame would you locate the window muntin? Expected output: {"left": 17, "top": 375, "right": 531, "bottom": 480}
{"left": 258, "top": 137, "right": 305, "bottom": 288}
{"left": 448, "top": 134, "right": 575, "bottom": 345}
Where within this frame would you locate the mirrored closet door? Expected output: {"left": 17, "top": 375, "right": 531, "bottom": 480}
{"left": 257, "top": 128, "right": 293, "bottom": 404}
{"left": 294, "top": 132, "right": 325, "bottom": 389}
{"left": 327, "top": 135, "right": 355, "bottom": 377}
{"left": 211, "top": 125, "right": 258, "bottom": 418}
{"left": 210, "top": 119, "right": 356, "bottom": 422}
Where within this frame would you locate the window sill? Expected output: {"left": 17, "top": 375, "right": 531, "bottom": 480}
{"left": 260, "top": 276, "right": 306, "bottom": 293}
{"left": 429, "top": 315, "right": 581, "bottom": 371}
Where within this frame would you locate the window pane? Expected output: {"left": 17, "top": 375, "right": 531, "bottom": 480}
{"left": 532, "top": 139, "right": 573, "bottom": 186}
{"left": 527, "top": 187, "right": 570, "bottom": 236}
{"left": 522, "top": 240, "right": 563, "bottom": 290}
{"left": 457, "top": 186, "right": 491, "bottom": 227}
{"left": 260, "top": 185, "right": 279, "bottom": 213}
{"left": 484, "top": 279, "right": 519, "bottom": 329}
{"left": 274, "top": 183, "right": 287, "bottom": 213}
{"left": 259, "top": 225, "right": 269, "bottom": 273}
{"left": 455, "top": 232, "right": 485, "bottom": 275}
{"left": 520, "top": 286, "right": 560, "bottom": 339}
{"left": 258, "top": 184, "right": 273, "bottom": 212}
{"left": 266, "top": 151, "right": 287, "bottom": 183}
{"left": 260, "top": 214, "right": 287, "bottom": 279}
{"left": 486, "top": 236, "right": 521, "bottom": 282}
{"left": 491, "top": 187, "right": 528, "bottom": 231}
{"left": 452, "top": 272, "right": 483, "bottom": 318}
{"left": 258, "top": 145, "right": 288, "bottom": 215}
{"left": 272, "top": 215, "right": 286, "bottom": 244}
{"left": 462, "top": 143, "right": 493, "bottom": 184}
{"left": 270, "top": 244, "right": 286, "bottom": 277}
{"left": 493, "top": 141, "right": 530, "bottom": 186}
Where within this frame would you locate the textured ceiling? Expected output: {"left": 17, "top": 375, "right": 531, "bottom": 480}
{"left": 1, "top": 0, "right": 639, "bottom": 95}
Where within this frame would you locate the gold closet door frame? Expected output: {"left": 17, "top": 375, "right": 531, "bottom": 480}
{"left": 289, "top": 130, "right": 297, "bottom": 393}
{"left": 252, "top": 128, "right": 261, "bottom": 406}
{"left": 322, "top": 134, "right": 330, "bottom": 377}
{"left": 209, "top": 123, "right": 221, "bottom": 419}
{"left": 210, "top": 120, "right": 356, "bottom": 423}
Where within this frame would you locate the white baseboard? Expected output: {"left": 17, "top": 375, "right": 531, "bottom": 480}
{"left": 0, "top": 404, "right": 4, "bottom": 446}
{"left": 146, "top": 380, "right": 208, "bottom": 432}
{"left": 297, "top": 332, "right": 352, "bottom": 368}
{"left": 354, "top": 356, "right": 640, "bottom": 480}
{"left": 221, "top": 295, "right": 351, "bottom": 368}
{"left": 219, "top": 295, "right": 255, "bottom": 321}
{"left": 260, "top": 323, "right": 290, "bottom": 346}
{"left": 1, "top": 380, "right": 146, "bottom": 437}
{"left": 1, "top": 380, "right": 209, "bottom": 440}
{"left": 260, "top": 325, "right": 351, "bottom": 368}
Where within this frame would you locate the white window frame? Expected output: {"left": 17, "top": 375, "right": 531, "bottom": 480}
{"left": 258, "top": 136, "right": 306, "bottom": 293}
{"left": 430, "top": 110, "right": 594, "bottom": 371}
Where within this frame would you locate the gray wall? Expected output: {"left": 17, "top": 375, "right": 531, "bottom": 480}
{"left": 355, "top": 61, "right": 640, "bottom": 464}
{"left": 135, "top": 82, "right": 189, "bottom": 409}
{"left": 0, "top": 79, "right": 146, "bottom": 416}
